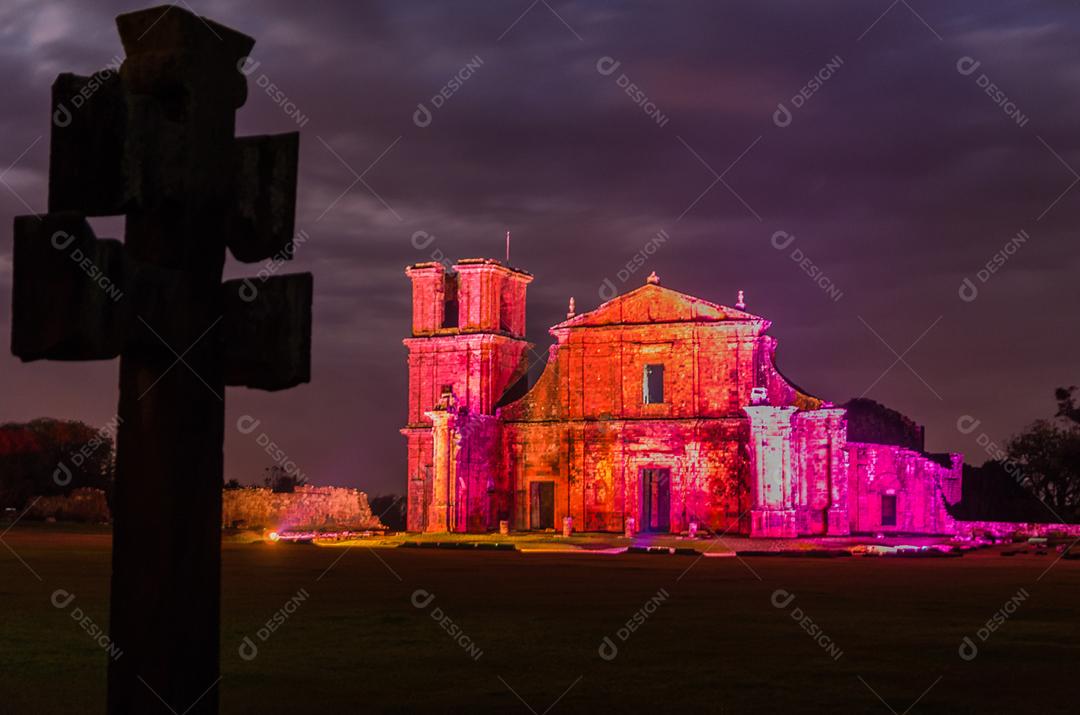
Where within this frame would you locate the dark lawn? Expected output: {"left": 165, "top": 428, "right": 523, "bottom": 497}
{"left": 2, "top": 526, "right": 1078, "bottom": 714}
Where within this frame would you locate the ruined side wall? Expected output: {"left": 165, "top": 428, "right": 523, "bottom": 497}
{"left": 756, "top": 336, "right": 824, "bottom": 411}
{"left": 845, "top": 443, "right": 960, "bottom": 534}
{"left": 24, "top": 486, "right": 386, "bottom": 530}
{"left": 222, "top": 485, "right": 383, "bottom": 531}
{"left": 956, "top": 521, "right": 1080, "bottom": 539}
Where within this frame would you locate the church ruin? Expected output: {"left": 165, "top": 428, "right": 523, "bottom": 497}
{"left": 402, "top": 258, "right": 962, "bottom": 537}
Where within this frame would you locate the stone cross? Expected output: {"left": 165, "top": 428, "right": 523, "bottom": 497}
{"left": 10, "top": 7, "right": 311, "bottom": 713}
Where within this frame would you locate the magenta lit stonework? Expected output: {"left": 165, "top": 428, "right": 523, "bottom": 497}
{"left": 402, "top": 259, "right": 962, "bottom": 537}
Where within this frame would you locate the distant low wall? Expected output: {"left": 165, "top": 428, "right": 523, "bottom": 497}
{"left": 222, "top": 485, "right": 384, "bottom": 531}
{"left": 957, "top": 521, "right": 1080, "bottom": 539}
{"left": 26, "top": 487, "right": 110, "bottom": 522}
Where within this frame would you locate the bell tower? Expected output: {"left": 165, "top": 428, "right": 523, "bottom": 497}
{"left": 402, "top": 258, "right": 533, "bottom": 532}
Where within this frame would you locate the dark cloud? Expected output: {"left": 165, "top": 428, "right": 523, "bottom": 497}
{"left": 1, "top": 0, "right": 1078, "bottom": 494}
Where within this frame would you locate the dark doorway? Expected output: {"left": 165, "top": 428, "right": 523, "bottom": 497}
{"left": 641, "top": 468, "right": 671, "bottom": 532}
{"left": 881, "top": 494, "right": 897, "bottom": 526}
{"left": 529, "top": 482, "right": 555, "bottom": 530}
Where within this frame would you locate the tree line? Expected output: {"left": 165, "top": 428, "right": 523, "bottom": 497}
{"left": 0, "top": 418, "right": 116, "bottom": 509}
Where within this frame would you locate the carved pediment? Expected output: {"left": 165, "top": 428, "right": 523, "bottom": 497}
{"left": 554, "top": 283, "right": 762, "bottom": 330}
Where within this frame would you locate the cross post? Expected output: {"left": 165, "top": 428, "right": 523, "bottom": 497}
{"left": 10, "top": 6, "right": 312, "bottom": 713}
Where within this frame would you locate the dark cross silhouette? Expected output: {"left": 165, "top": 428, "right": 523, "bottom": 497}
{"left": 10, "top": 6, "right": 311, "bottom": 713}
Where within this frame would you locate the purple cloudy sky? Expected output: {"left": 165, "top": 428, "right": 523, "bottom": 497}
{"left": 1, "top": 0, "right": 1078, "bottom": 495}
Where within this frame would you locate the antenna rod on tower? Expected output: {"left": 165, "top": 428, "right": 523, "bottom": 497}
{"left": 505, "top": 230, "right": 511, "bottom": 265}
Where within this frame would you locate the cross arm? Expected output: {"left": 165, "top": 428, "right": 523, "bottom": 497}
{"left": 11, "top": 212, "right": 128, "bottom": 361}
{"left": 228, "top": 132, "right": 300, "bottom": 263}
{"left": 49, "top": 72, "right": 130, "bottom": 216}
{"left": 222, "top": 272, "right": 312, "bottom": 391}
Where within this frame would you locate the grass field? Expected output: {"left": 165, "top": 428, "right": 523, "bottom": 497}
{"left": 2, "top": 525, "right": 1078, "bottom": 714}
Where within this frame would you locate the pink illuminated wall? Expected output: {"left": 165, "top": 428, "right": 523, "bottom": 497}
{"left": 403, "top": 262, "right": 964, "bottom": 536}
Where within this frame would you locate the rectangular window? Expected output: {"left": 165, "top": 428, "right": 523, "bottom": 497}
{"left": 643, "top": 364, "right": 664, "bottom": 404}
{"left": 499, "top": 292, "right": 513, "bottom": 334}
{"left": 442, "top": 298, "right": 458, "bottom": 328}
{"left": 881, "top": 494, "right": 897, "bottom": 526}
{"left": 442, "top": 273, "right": 459, "bottom": 329}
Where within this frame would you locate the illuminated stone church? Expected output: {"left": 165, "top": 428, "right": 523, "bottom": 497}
{"left": 402, "top": 258, "right": 962, "bottom": 537}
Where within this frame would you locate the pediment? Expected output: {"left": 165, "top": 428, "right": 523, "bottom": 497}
{"left": 554, "top": 283, "right": 761, "bottom": 329}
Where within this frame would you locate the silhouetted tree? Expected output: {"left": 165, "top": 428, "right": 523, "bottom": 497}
{"left": 1007, "top": 415, "right": 1080, "bottom": 520}
{"left": 263, "top": 465, "right": 305, "bottom": 493}
{"left": 1055, "top": 386, "right": 1080, "bottom": 424}
{"left": 0, "top": 418, "right": 116, "bottom": 508}
{"left": 953, "top": 461, "right": 1051, "bottom": 522}
{"left": 369, "top": 494, "right": 406, "bottom": 531}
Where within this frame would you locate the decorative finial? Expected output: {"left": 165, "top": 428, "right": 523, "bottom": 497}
{"left": 567, "top": 297, "right": 576, "bottom": 319}
{"left": 646, "top": 271, "right": 660, "bottom": 285}
{"left": 736, "top": 289, "right": 746, "bottom": 310}
{"left": 505, "top": 230, "right": 511, "bottom": 265}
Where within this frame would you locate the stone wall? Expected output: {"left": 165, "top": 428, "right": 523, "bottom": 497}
{"left": 503, "top": 417, "right": 750, "bottom": 535}
{"left": 222, "top": 485, "right": 383, "bottom": 531}
{"left": 846, "top": 443, "right": 961, "bottom": 534}
{"left": 956, "top": 521, "right": 1080, "bottom": 539}
{"left": 843, "top": 398, "right": 925, "bottom": 451}
{"left": 26, "top": 487, "right": 111, "bottom": 522}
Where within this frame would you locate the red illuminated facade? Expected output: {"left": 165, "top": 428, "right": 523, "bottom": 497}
{"left": 403, "top": 259, "right": 962, "bottom": 537}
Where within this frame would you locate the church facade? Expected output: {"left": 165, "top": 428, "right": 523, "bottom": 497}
{"left": 402, "top": 258, "right": 962, "bottom": 537}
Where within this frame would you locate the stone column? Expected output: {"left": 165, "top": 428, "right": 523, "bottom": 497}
{"left": 744, "top": 405, "right": 798, "bottom": 537}
{"left": 426, "top": 409, "right": 454, "bottom": 532}
{"left": 792, "top": 407, "right": 849, "bottom": 535}
{"left": 822, "top": 408, "right": 850, "bottom": 535}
